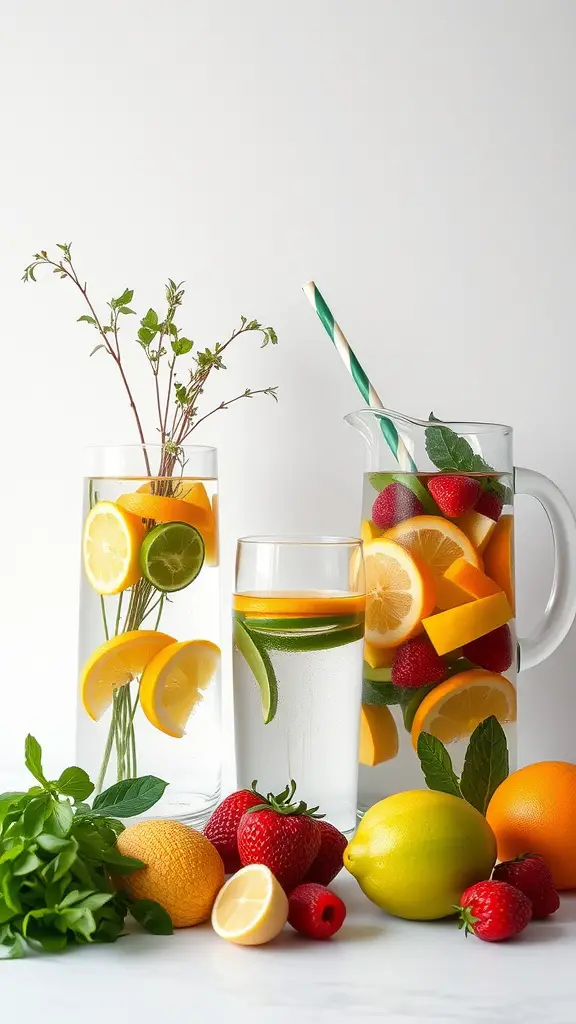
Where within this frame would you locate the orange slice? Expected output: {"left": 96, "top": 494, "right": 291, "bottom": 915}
{"left": 359, "top": 704, "right": 399, "bottom": 765}
{"left": 483, "top": 514, "right": 515, "bottom": 613}
{"left": 444, "top": 558, "right": 502, "bottom": 600}
{"left": 180, "top": 483, "right": 219, "bottom": 567}
{"left": 411, "top": 669, "right": 517, "bottom": 747}
{"left": 422, "top": 592, "right": 513, "bottom": 656}
{"left": 139, "top": 639, "right": 221, "bottom": 738}
{"left": 233, "top": 593, "right": 365, "bottom": 618}
{"left": 385, "top": 515, "right": 481, "bottom": 612}
{"left": 117, "top": 491, "right": 210, "bottom": 532}
{"left": 363, "top": 538, "right": 436, "bottom": 647}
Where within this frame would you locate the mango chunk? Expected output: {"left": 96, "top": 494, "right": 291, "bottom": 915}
{"left": 455, "top": 511, "right": 496, "bottom": 554}
{"left": 434, "top": 576, "right": 474, "bottom": 611}
{"left": 361, "top": 519, "right": 384, "bottom": 545}
{"left": 444, "top": 558, "right": 502, "bottom": 600}
{"left": 359, "top": 704, "right": 399, "bottom": 766}
{"left": 364, "top": 641, "right": 395, "bottom": 669}
{"left": 483, "top": 514, "right": 515, "bottom": 613}
{"left": 422, "top": 592, "right": 513, "bottom": 656}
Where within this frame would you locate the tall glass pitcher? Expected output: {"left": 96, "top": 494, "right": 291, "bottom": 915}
{"left": 77, "top": 444, "right": 221, "bottom": 827}
{"left": 345, "top": 409, "right": 576, "bottom": 814}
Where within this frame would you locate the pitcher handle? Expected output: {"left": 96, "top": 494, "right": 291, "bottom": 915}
{"left": 515, "top": 467, "right": 576, "bottom": 671}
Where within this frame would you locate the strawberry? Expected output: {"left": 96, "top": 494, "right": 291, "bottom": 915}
{"left": 458, "top": 880, "right": 532, "bottom": 942}
{"left": 493, "top": 854, "right": 560, "bottom": 919}
{"left": 237, "top": 780, "right": 322, "bottom": 893}
{"left": 474, "top": 490, "right": 504, "bottom": 521}
{"left": 288, "top": 883, "right": 346, "bottom": 940}
{"left": 372, "top": 482, "right": 424, "bottom": 529}
{"left": 463, "top": 624, "right": 513, "bottom": 673}
{"left": 204, "top": 784, "right": 263, "bottom": 873}
{"left": 391, "top": 637, "right": 447, "bottom": 689}
{"left": 427, "top": 475, "right": 482, "bottom": 518}
{"left": 303, "top": 820, "right": 347, "bottom": 886}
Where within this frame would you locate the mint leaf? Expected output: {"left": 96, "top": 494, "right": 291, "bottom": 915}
{"left": 417, "top": 733, "right": 462, "bottom": 798}
{"left": 91, "top": 776, "right": 167, "bottom": 818}
{"left": 24, "top": 735, "right": 48, "bottom": 788}
{"left": 424, "top": 421, "right": 506, "bottom": 501}
{"left": 22, "top": 796, "right": 49, "bottom": 838}
{"left": 130, "top": 899, "right": 173, "bottom": 935}
{"left": 171, "top": 336, "right": 193, "bottom": 356}
{"left": 362, "top": 680, "right": 401, "bottom": 706}
{"left": 98, "top": 848, "right": 146, "bottom": 875}
{"left": 56, "top": 767, "right": 94, "bottom": 803}
{"left": 460, "top": 715, "right": 509, "bottom": 814}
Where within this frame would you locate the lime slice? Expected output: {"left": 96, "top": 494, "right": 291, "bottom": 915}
{"left": 363, "top": 663, "right": 393, "bottom": 683}
{"left": 401, "top": 684, "right": 437, "bottom": 732}
{"left": 238, "top": 614, "right": 362, "bottom": 632}
{"left": 140, "top": 522, "right": 205, "bottom": 593}
{"left": 249, "top": 623, "right": 364, "bottom": 653}
{"left": 234, "top": 620, "right": 278, "bottom": 724}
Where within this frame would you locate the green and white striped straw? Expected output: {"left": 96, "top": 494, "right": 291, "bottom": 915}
{"left": 302, "top": 281, "right": 417, "bottom": 471}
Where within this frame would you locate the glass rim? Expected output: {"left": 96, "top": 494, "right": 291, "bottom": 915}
{"left": 84, "top": 443, "right": 217, "bottom": 454}
{"left": 237, "top": 535, "right": 362, "bottom": 547}
{"left": 347, "top": 407, "right": 513, "bottom": 435}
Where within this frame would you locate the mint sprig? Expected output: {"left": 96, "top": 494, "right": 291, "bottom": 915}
{"left": 425, "top": 414, "right": 510, "bottom": 501}
{"left": 416, "top": 715, "right": 509, "bottom": 814}
{"left": 0, "top": 736, "right": 172, "bottom": 958}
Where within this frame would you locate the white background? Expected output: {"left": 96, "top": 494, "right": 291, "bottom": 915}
{"left": 0, "top": 0, "right": 575, "bottom": 785}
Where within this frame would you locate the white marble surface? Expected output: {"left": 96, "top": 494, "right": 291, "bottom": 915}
{"left": 3, "top": 872, "right": 575, "bottom": 1023}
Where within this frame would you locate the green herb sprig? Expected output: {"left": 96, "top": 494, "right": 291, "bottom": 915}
{"left": 0, "top": 736, "right": 172, "bottom": 959}
{"left": 416, "top": 715, "right": 509, "bottom": 814}
{"left": 425, "top": 414, "right": 511, "bottom": 502}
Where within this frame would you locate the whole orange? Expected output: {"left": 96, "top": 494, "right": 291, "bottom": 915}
{"left": 486, "top": 761, "right": 576, "bottom": 890}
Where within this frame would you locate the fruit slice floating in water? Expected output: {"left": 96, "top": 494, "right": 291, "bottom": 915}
{"left": 81, "top": 630, "right": 176, "bottom": 721}
{"left": 117, "top": 491, "right": 210, "bottom": 532}
{"left": 361, "top": 519, "right": 384, "bottom": 545}
{"left": 211, "top": 864, "right": 288, "bottom": 946}
{"left": 483, "top": 514, "right": 515, "bottom": 613}
{"left": 422, "top": 591, "right": 512, "bottom": 656}
{"left": 139, "top": 639, "right": 221, "bottom": 738}
{"left": 180, "top": 482, "right": 219, "bottom": 567}
{"left": 362, "top": 538, "right": 436, "bottom": 648}
{"left": 444, "top": 558, "right": 502, "bottom": 601}
{"left": 385, "top": 515, "right": 481, "bottom": 612}
{"left": 454, "top": 511, "right": 496, "bottom": 554}
{"left": 410, "top": 668, "right": 517, "bottom": 748}
{"left": 234, "top": 619, "right": 278, "bottom": 724}
{"left": 364, "top": 641, "right": 394, "bottom": 669}
{"left": 359, "top": 704, "right": 399, "bottom": 765}
{"left": 140, "top": 522, "right": 205, "bottom": 593}
{"left": 83, "top": 500, "right": 146, "bottom": 595}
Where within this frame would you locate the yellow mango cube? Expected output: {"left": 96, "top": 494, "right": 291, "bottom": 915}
{"left": 444, "top": 558, "right": 502, "bottom": 600}
{"left": 361, "top": 519, "right": 384, "bottom": 545}
{"left": 364, "top": 641, "right": 395, "bottom": 669}
{"left": 359, "top": 704, "right": 399, "bottom": 766}
{"left": 455, "top": 511, "right": 496, "bottom": 554}
{"left": 422, "top": 592, "right": 513, "bottom": 656}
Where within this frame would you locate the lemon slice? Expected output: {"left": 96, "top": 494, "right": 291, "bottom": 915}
{"left": 385, "top": 515, "right": 481, "bottom": 611}
{"left": 410, "top": 669, "right": 517, "bottom": 748}
{"left": 139, "top": 640, "right": 221, "bottom": 738}
{"left": 211, "top": 864, "right": 288, "bottom": 945}
{"left": 83, "top": 501, "right": 146, "bottom": 596}
{"left": 81, "top": 630, "right": 176, "bottom": 721}
{"left": 363, "top": 538, "right": 436, "bottom": 647}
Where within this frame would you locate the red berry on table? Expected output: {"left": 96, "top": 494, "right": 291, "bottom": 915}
{"left": 427, "top": 475, "right": 482, "bottom": 518}
{"left": 474, "top": 490, "right": 504, "bottom": 521}
{"left": 463, "top": 624, "right": 513, "bottom": 673}
{"left": 372, "top": 483, "right": 424, "bottom": 529}
{"left": 303, "top": 820, "right": 347, "bottom": 886}
{"left": 391, "top": 637, "right": 447, "bottom": 689}
{"left": 288, "top": 883, "right": 347, "bottom": 940}
{"left": 493, "top": 854, "right": 560, "bottom": 919}
{"left": 237, "top": 780, "right": 322, "bottom": 893}
{"left": 204, "top": 785, "right": 263, "bottom": 873}
{"left": 458, "top": 880, "right": 532, "bottom": 942}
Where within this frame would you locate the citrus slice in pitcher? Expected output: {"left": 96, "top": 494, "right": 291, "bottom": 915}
{"left": 139, "top": 639, "right": 221, "bottom": 738}
{"left": 363, "top": 538, "right": 436, "bottom": 647}
{"left": 140, "top": 522, "right": 205, "bottom": 593}
{"left": 83, "top": 501, "right": 146, "bottom": 595}
{"left": 116, "top": 491, "right": 210, "bottom": 532}
{"left": 410, "top": 668, "right": 516, "bottom": 748}
{"left": 81, "top": 630, "right": 176, "bottom": 720}
{"left": 385, "top": 515, "right": 481, "bottom": 610}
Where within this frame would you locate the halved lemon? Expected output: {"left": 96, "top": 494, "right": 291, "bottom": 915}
{"left": 410, "top": 668, "right": 517, "bottom": 748}
{"left": 363, "top": 538, "right": 436, "bottom": 647}
{"left": 83, "top": 501, "right": 146, "bottom": 596}
{"left": 81, "top": 630, "right": 176, "bottom": 721}
{"left": 385, "top": 515, "right": 481, "bottom": 611}
{"left": 139, "top": 640, "right": 221, "bottom": 738}
{"left": 211, "top": 864, "right": 288, "bottom": 945}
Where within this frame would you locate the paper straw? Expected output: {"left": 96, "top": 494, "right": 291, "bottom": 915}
{"left": 302, "top": 281, "right": 416, "bottom": 471}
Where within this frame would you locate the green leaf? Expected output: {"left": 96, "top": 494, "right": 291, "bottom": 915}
{"left": 98, "top": 848, "right": 146, "bottom": 875}
{"left": 424, "top": 421, "right": 506, "bottom": 500}
{"left": 0, "top": 931, "right": 27, "bottom": 959}
{"left": 89, "top": 344, "right": 106, "bottom": 357}
{"left": 22, "top": 796, "right": 49, "bottom": 838}
{"left": 112, "top": 288, "right": 134, "bottom": 308}
{"left": 0, "top": 793, "right": 25, "bottom": 823}
{"left": 74, "top": 892, "right": 114, "bottom": 912}
{"left": 51, "top": 799, "right": 74, "bottom": 837}
{"left": 174, "top": 382, "right": 189, "bottom": 406}
{"left": 137, "top": 327, "right": 155, "bottom": 346}
{"left": 12, "top": 850, "right": 42, "bottom": 876}
{"left": 171, "top": 336, "right": 193, "bottom": 356}
{"left": 417, "top": 732, "right": 462, "bottom": 798}
{"left": 77, "top": 315, "right": 97, "bottom": 326}
{"left": 43, "top": 838, "right": 78, "bottom": 882}
{"left": 36, "top": 832, "right": 70, "bottom": 854}
{"left": 118, "top": 306, "right": 136, "bottom": 315}
{"left": 91, "top": 776, "right": 168, "bottom": 818}
{"left": 24, "top": 735, "right": 47, "bottom": 787}
{"left": 58, "top": 906, "right": 96, "bottom": 941}
{"left": 56, "top": 767, "right": 94, "bottom": 802}
{"left": 130, "top": 899, "right": 173, "bottom": 935}
{"left": 362, "top": 680, "right": 404, "bottom": 706}
{"left": 141, "top": 308, "right": 159, "bottom": 331}
{"left": 0, "top": 845, "right": 24, "bottom": 865}
{"left": 460, "top": 715, "right": 509, "bottom": 815}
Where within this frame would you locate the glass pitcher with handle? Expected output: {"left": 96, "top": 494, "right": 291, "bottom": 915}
{"left": 345, "top": 408, "right": 576, "bottom": 815}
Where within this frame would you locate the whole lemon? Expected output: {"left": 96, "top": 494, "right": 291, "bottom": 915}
{"left": 345, "top": 790, "right": 496, "bottom": 920}
{"left": 116, "top": 819, "right": 225, "bottom": 927}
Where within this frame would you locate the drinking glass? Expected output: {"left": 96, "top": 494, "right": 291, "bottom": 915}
{"left": 233, "top": 536, "right": 365, "bottom": 835}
